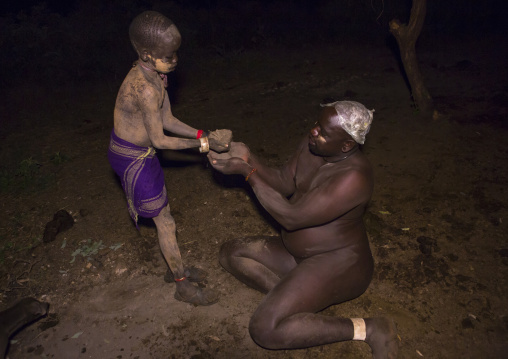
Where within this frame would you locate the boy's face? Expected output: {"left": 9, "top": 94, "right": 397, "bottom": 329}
{"left": 148, "top": 25, "right": 181, "bottom": 74}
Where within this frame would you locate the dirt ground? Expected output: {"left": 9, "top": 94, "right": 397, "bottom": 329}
{"left": 1, "top": 35, "right": 507, "bottom": 359}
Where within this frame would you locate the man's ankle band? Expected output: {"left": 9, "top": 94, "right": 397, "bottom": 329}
{"left": 351, "top": 318, "right": 366, "bottom": 341}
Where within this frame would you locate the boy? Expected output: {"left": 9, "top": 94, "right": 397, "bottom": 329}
{"left": 108, "top": 11, "right": 229, "bottom": 306}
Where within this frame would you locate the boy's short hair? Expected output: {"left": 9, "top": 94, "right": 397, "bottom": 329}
{"left": 129, "top": 11, "right": 175, "bottom": 54}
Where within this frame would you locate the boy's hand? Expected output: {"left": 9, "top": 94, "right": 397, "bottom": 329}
{"left": 208, "top": 129, "right": 232, "bottom": 153}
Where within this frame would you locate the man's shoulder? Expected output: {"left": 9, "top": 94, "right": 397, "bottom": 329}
{"left": 316, "top": 155, "right": 372, "bottom": 186}
{"left": 331, "top": 159, "right": 373, "bottom": 196}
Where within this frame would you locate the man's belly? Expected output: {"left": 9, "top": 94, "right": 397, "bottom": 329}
{"left": 282, "top": 220, "right": 368, "bottom": 259}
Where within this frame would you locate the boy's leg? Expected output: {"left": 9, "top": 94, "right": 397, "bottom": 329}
{"left": 153, "top": 205, "right": 218, "bottom": 305}
{"left": 153, "top": 205, "right": 184, "bottom": 276}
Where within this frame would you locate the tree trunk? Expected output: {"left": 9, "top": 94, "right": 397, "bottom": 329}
{"left": 389, "top": 0, "right": 434, "bottom": 116}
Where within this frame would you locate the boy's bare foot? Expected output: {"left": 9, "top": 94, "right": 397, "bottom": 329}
{"left": 365, "top": 317, "right": 398, "bottom": 359}
{"left": 174, "top": 281, "right": 218, "bottom": 306}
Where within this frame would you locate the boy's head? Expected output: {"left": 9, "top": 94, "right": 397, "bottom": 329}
{"left": 129, "top": 11, "right": 181, "bottom": 73}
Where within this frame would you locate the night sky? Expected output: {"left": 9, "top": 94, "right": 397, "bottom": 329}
{"left": 1, "top": 0, "right": 77, "bottom": 15}
{"left": 0, "top": 0, "right": 505, "bottom": 88}
{"left": 2, "top": 0, "right": 505, "bottom": 32}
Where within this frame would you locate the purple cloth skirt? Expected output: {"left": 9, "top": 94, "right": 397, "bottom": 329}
{"left": 108, "top": 130, "right": 168, "bottom": 225}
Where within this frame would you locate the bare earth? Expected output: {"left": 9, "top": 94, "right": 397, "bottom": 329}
{"left": 1, "top": 37, "right": 507, "bottom": 358}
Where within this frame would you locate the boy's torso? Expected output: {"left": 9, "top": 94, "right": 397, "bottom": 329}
{"left": 113, "top": 66, "right": 167, "bottom": 147}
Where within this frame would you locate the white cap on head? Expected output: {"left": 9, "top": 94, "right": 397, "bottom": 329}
{"left": 320, "top": 100, "right": 374, "bottom": 145}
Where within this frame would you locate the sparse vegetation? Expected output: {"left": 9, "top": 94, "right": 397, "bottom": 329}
{"left": 50, "top": 152, "right": 69, "bottom": 165}
{"left": 0, "top": 153, "right": 69, "bottom": 193}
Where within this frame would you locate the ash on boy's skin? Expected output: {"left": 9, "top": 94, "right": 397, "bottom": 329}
{"left": 208, "top": 101, "right": 398, "bottom": 358}
{"left": 109, "top": 11, "right": 230, "bottom": 306}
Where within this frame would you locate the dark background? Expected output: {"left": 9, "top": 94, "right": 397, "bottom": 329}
{"left": 1, "top": 1, "right": 507, "bottom": 358}
{"left": 0, "top": 0, "right": 505, "bottom": 88}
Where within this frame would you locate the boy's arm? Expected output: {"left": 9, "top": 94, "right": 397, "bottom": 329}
{"left": 164, "top": 114, "right": 201, "bottom": 138}
{"left": 162, "top": 99, "right": 201, "bottom": 138}
{"left": 161, "top": 94, "right": 231, "bottom": 151}
{"left": 141, "top": 86, "right": 201, "bottom": 150}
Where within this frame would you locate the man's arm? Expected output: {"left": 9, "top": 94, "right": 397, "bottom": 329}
{"left": 208, "top": 139, "right": 371, "bottom": 230}
{"left": 248, "top": 169, "right": 371, "bottom": 231}
{"left": 247, "top": 148, "right": 300, "bottom": 198}
{"left": 208, "top": 141, "right": 300, "bottom": 197}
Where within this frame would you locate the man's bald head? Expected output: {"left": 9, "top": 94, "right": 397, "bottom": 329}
{"left": 129, "top": 11, "right": 176, "bottom": 54}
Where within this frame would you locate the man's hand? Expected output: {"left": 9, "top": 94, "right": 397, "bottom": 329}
{"left": 227, "top": 142, "right": 250, "bottom": 162}
{"left": 207, "top": 148, "right": 251, "bottom": 176}
{"left": 208, "top": 129, "right": 232, "bottom": 153}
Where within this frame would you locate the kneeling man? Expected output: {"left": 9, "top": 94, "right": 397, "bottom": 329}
{"left": 208, "top": 101, "right": 397, "bottom": 358}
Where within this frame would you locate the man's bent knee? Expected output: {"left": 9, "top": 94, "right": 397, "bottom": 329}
{"left": 219, "top": 239, "right": 241, "bottom": 271}
{"left": 249, "top": 314, "right": 276, "bottom": 349}
{"left": 248, "top": 311, "right": 287, "bottom": 350}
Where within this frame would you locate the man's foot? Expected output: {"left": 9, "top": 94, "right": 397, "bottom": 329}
{"left": 174, "top": 285, "right": 219, "bottom": 306}
{"left": 365, "top": 317, "right": 398, "bottom": 359}
{"left": 164, "top": 267, "right": 208, "bottom": 283}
